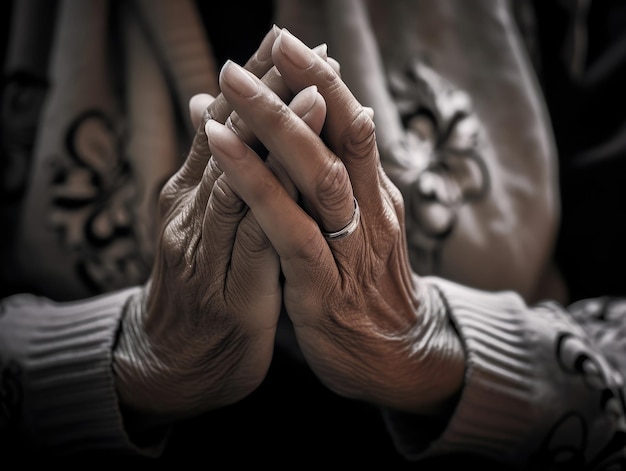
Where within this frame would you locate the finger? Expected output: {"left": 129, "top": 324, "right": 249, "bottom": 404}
{"left": 208, "top": 25, "right": 282, "bottom": 124}
{"left": 227, "top": 211, "right": 282, "bottom": 333}
{"left": 266, "top": 84, "right": 327, "bottom": 200}
{"left": 201, "top": 85, "right": 328, "bottom": 275}
{"left": 271, "top": 29, "right": 383, "bottom": 214}
{"left": 325, "top": 0, "right": 406, "bottom": 157}
{"left": 224, "top": 42, "right": 329, "bottom": 155}
{"left": 174, "top": 26, "right": 281, "bottom": 192}
{"left": 180, "top": 35, "right": 331, "bottom": 195}
{"left": 223, "top": 65, "right": 291, "bottom": 157}
{"left": 218, "top": 60, "right": 355, "bottom": 235}
{"left": 327, "top": 57, "right": 341, "bottom": 76}
{"left": 227, "top": 85, "right": 328, "bottom": 329}
{"left": 189, "top": 93, "right": 216, "bottom": 130}
{"left": 205, "top": 118, "right": 337, "bottom": 285}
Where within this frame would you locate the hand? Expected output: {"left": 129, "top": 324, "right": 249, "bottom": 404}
{"left": 208, "top": 29, "right": 465, "bottom": 415}
{"left": 112, "top": 27, "right": 328, "bottom": 418}
{"left": 321, "top": 0, "right": 560, "bottom": 301}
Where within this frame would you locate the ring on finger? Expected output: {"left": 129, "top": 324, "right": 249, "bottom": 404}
{"left": 322, "top": 197, "right": 360, "bottom": 241}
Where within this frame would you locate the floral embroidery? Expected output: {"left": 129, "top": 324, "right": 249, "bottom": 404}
{"left": 531, "top": 327, "right": 626, "bottom": 469}
{"left": 49, "top": 110, "right": 152, "bottom": 294}
{"left": 385, "top": 60, "right": 489, "bottom": 272}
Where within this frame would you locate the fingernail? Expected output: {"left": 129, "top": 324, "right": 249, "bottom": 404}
{"left": 220, "top": 60, "right": 259, "bottom": 97}
{"left": 205, "top": 119, "right": 241, "bottom": 162}
{"left": 278, "top": 29, "right": 313, "bottom": 69}
{"left": 291, "top": 85, "right": 319, "bottom": 117}
{"left": 256, "top": 25, "right": 280, "bottom": 62}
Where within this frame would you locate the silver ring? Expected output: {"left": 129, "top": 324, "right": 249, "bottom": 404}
{"left": 322, "top": 197, "right": 361, "bottom": 241}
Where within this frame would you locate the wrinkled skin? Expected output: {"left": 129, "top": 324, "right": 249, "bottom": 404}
{"left": 112, "top": 27, "right": 331, "bottom": 418}
{"left": 114, "top": 24, "right": 465, "bottom": 422}
{"left": 207, "top": 29, "right": 465, "bottom": 415}
{"left": 277, "top": 0, "right": 562, "bottom": 302}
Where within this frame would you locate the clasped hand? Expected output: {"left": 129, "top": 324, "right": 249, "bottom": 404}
{"left": 113, "top": 27, "right": 465, "bottom": 422}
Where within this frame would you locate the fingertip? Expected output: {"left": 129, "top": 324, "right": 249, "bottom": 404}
{"left": 304, "top": 93, "right": 327, "bottom": 134}
{"left": 256, "top": 25, "right": 281, "bottom": 63}
{"left": 290, "top": 85, "right": 327, "bottom": 134}
{"left": 205, "top": 118, "right": 224, "bottom": 149}
{"left": 290, "top": 85, "right": 319, "bottom": 115}
{"left": 204, "top": 117, "right": 218, "bottom": 134}
{"left": 205, "top": 119, "right": 249, "bottom": 169}
{"left": 189, "top": 93, "right": 216, "bottom": 129}
{"left": 273, "top": 28, "right": 314, "bottom": 69}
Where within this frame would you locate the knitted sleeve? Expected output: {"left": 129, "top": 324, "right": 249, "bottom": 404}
{"left": 384, "top": 276, "right": 626, "bottom": 469}
{"left": 0, "top": 287, "right": 165, "bottom": 457}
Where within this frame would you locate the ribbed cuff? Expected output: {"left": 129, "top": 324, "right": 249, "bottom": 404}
{"left": 423, "top": 277, "right": 537, "bottom": 463}
{"left": 0, "top": 287, "right": 160, "bottom": 456}
{"left": 382, "top": 277, "right": 539, "bottom": 465}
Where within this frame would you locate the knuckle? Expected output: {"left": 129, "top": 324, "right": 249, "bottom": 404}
{"left": 207, "top": 176, "right": 246, "bottom": 223}
{"left": 273, "top": 110, "right": 293, "bottom": 135}
{"left": 160, "top": 214, "right": 197, "bottom": 273}
{"left": 236, "top": 216, "right": 272, "bottom": 259}
{"left": 262, "top": 95, "right": 294, "bottom": 132}
{"left": 291, "top": 224, "right": 326, "bottom": 263}
{"left": 157, "top": 176, "right": 183, "bottom": 217}
{"left": 182, "top": 147, "right": 210, "bottom": 179}
{"left": 342, "top": 108, "right": 377, "bottom": 157}
{"left": 314, "top": 159, "right": 352, "bottom": 209}
{"left": 380, "top": 170, "right": 406, "bottom": 216}
{"left": 316, "top": 63, "right": 342, "bottom": 93}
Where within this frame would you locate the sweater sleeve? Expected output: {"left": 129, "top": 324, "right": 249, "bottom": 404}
{"left": 0, "top": 287, "right": 166, "bottom": 457}
{"left": 383, "top": 276, "right": 626, "bottom": 469}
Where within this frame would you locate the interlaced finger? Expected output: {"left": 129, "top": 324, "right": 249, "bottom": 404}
{"left": 218, "top": 60, "right": 356, "bottom": 238}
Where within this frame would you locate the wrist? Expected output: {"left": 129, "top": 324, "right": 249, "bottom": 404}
{"left": 112, "top": 286, "right": 160, "bottom": 415}
{"left": 405, "top": 277, "right": 466, "bottom": 416}
{"left": 362, "top": 277, "right": 466, "bottom": 416}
